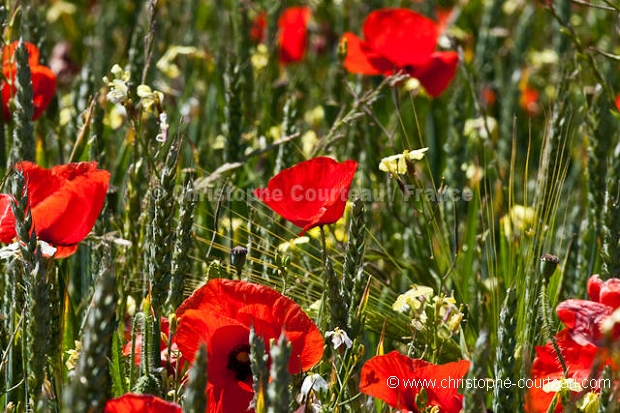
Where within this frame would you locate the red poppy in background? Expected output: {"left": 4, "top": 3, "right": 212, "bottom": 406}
{"left": 0, "top": 161, "right": 110, "bottom": 258}
{"left": 615, "top": 94, "right": 620, "bottom": 112}
{"left": 278, "top": 7, "right": 311, "bottom": 63}
{"left": 251, "top": 7, "right": 311, "bottom": 64}
{"left": 175, "top": 278, "right": 324, "bottom": 413}
{"left": 359, "top": 351, "right": 470, "bottom": 412}
{"left": 254, "top": 157, "right": 357, "bottom": 236}
{"left": 341, "top": 8, "right": 458, "bottom": 97}
{"left": 122, "top": 316, "right": 182, "bottom": 371}
{"left": 103, "top": 393, "right": 181, "bottom": 413}
{"left": 519, "top": 85, "right": 540, "bottom": 117}
{"left": 251, "top": 11, "right": 267, "bottom": 43}
{"left": 2, "top": 41, "right": 57, "bottom": 120}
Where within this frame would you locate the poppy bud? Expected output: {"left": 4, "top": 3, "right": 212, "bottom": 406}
{"left": 230, "top": 245, "right": 248, "bottom": 272}
{"left": 540, "top": 254, "right": 559, "bottom": 281}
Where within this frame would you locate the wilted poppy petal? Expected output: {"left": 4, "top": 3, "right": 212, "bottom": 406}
{"left": 254, "top": 157, "right": 357, "bottom": 235}
{"left": 556, "top": 299, "right": 611, "bottom": 345}
{"left": 278, "top": 6, "right": 311, "bottom": 64}
{"left": 0, "top": 194, "right": 16, "bottom": 243}
{"left": 341, "top": 33, "right": 385, "bottom": 75}
{"left": 363, "top": 9, "right": 438, "bottom": 68}
{"left": 411, "top": 51, "right": 458, "bottom": 97}
{"left": 103, "top": 393, "right": 181, "bottom": 413}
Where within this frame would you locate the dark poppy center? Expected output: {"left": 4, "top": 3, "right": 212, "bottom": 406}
{"left": 227, "top": 344, "right": 252, "bottom": 382}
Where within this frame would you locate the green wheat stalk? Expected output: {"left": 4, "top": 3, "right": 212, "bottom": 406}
{"left": 62, "top": 263, "right": 117, "bottom": 412}
{"left": 183, "top": 343, "right": 208, "bottom": 413}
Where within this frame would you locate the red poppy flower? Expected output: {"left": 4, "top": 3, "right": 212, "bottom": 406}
{"left": 480, "top": 85, "right": 497, "bottom": 108}
{"left": 251, "top": 7, "right": 311, "bottom": 64}
{"left": 2, "top": 41, "right": 57, "bottom": 120}
{"left": 587, "top": 274, "right": 620, "bottom": 308}
{"left": 254, "top": 157, "right": 357, "bottom": 236}
{"left": 615, "top": 94, "right": 620, "bottom": 112}
{"left": 341, "top": 8, "right": 458, "bottom": 97}
{"left": 122, "top": 316, "right": 182, "bottom": 372}
{"left": 525, "top": 330, "right": 603, "bottom": 413}
{"left": 278, "top": 7, "right": 311, "bottom": 64}
{"left": 0, "top": 161, "right": 110, "bottom": 258}
{"left": 526, "top": 275, "right": 620, "bottom": 412}
{"left": 519, "top": 85, "right": 540, "bottom": 117}
{"left": 103, "top": 393, "right": 181, "bottom": 413}
{"left": 250, "top": 11, "right": 267, "bottom": 43}
{"left": 359, "top": 350, "right": 470, "bottom": 413}
{"left": 175, "top": 278, "right": 324, "bottom": 413}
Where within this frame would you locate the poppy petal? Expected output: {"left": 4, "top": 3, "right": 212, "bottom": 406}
{"left": 435, "top": 7, "right": 455, "bottom": 35}
{"left": 360, "top": 351, "right": 422, "bottom": 409}
{"left": 251, "top": 11, "right": 267, "bottom": 43}
{"left": 3, "top": 41, "right": 40, "bottom": 66}
{"left": 363, "top": 8, "right": 438, "bottom": 68}
{"left": 103, "top": 394, "right": 181, "bottom": 413}
{"left": 1, "top": 42, "right": 56, "bottom": 121}
{"left": 175, "top": 308, "right": 244, "bottom": 366}
{"left": 122, "top": 317, "right": 180, "bottom": 370}
{"left": 415, "top": 360, "right": 471, "bottom": 413}
{"left": 207, "top": 379, "right": 254, "bottom": 413}
{"left": 360, "top": 351, "right": 469, "bottom": 412}
{"left": 210, "top": 324, "right": 253, "bottom": 387}
{"left": 527, "top": 330, "right": 600, "bottom": 413}
{"left": 30, "top": 65, "right": 57, "bottom": 120}
{"left": 278, "top": 6, "right": 311, "bottom": 64}
{"left": 0, "top": 194, "right": 16, "bottom": 243}
{"left": 587, "top": 274, "right": 603, "bottom": 302}
{"left": 599, "top": 278, "right": 620, "bottom": 308}
{"left": 341, "top": 33, "right": 386, "bottom": 75}
{"left": 411, "top": 51, "right": 458, "bottom": 97}
{"left": 176, "top": 312, "right": 255, "bottom": 413}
